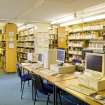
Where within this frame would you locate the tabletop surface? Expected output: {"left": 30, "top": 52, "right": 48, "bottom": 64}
{"left": 21, "top": 63, "right": 105, "bottom": 105}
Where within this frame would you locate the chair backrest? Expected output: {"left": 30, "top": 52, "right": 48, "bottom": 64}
{"left": 32, "top": 74, "right": 44, "bottom": 91}
{"left": 16, "top": 64, "right": 22, "bottom": 77}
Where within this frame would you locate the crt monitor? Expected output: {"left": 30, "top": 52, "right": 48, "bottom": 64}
{"left": 37, "top": 54, "right": 43, "bottom": 64}
{"left": 85, "top": 52, "right": 105, "bottom": 76}
{"left": 56, "top": 49, "right": 65, "bottom": 63}
{"left": 82, "top": 49, "right": 93, "bottom": 59}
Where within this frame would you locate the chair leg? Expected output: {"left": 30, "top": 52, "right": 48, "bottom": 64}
{"left": 34, "top": 99, "right": 36, "bottom": 105}
{"left": 20, "top": 80, "right": 22, "bottom": 91}
{"left": 58, "top": 93, "right": 62, "bottom": 105}
{"left": 21, "top": 81, "right": 25, "bottom": 100}
{"left": 35, "top": 90, "right": 37, "bottom": 101}
{"left": 34, "top": 90, "right": 37, "bottom": 105}
{"left": 32, "top": 80, "right": 34, "bottom": 100}
{"left": 34, "top": 100, "right": 35, "bottom": 105}
{"left": 47, "top": 95, "right": 50, "bottom": 105}
{"left": 32, "top": 80, "right": 38, "bottom": 100}
{"left": 28, "top": 80, "right": 30, "bottom": 86}
{"left": 33, "top": 89, "right": 37, "bottom": 105}
{"left": 36, "top": 90, "right": 38, "bottom": 99}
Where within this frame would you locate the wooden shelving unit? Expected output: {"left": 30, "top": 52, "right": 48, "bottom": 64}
{"left": 49, "top": 26, "right": 58, "bottom": 48}
{"left": 0, "top": 31, "right": 4, "bottom": 69}
{"left": 88, "top": 39, "right": 105, "bottom": 52}
{"left": 2, "top": 23, "right": 17, "bottom": 72}
{"left": 67, "top": 24, "right": 102, "bottom": 62}
{"left": 17, "top": 27, "right": 35, "bottom": 63}
{"left": 35, "top": 32, "right": 49, "bottom": 54}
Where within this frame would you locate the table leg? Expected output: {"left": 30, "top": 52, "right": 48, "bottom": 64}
{"left": 53, "top": 85, "right": 57, "bottom": 105}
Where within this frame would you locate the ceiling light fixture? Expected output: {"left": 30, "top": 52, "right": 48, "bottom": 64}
{"left": 83, "top": 14, "right": 105, "bottom": 22}
{"left": 18, "top": 25, "right": 26, "bottom": 31}
{"left": 18, "top": 24, "right": 35, "bottom": 31}
{"left": 51, "top": 15, "right": 74, "bottom": 24}
{"left": 16, "top": 23, "right": 24, "bottom": 27}
{"left": 76, "top": 2, "right": 105, "bottom": 18}
{"left": 60, "top": 19, "right": 82, "bottom": 26}
{"left": 60, "top": 14, "right": 105, "bottom": 26}
{"left": 26, "top": 24, "right": 34, "bottom": 29}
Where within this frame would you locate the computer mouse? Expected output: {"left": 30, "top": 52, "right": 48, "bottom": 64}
{"left": 95, "top": 95, "right": 105, "bottom": 100}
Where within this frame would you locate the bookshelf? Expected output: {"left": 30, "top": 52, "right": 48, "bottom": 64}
{"left": 35, "top": 32, "right": 49, "bottom": 54}
{"left": 17, "top": 27, "right": 35, "bottom": 63}
{"left": 0, "top": 39, "right": 6, "bottom": 70}
{"left": 0, "top": 31, "right": 3, "bottom": 69}
{"left": 67, "top": 23, "right": 103, "bottom": 62}
{"left": 2, "top": 23, "right": 17, "bottom": 72}
{"left": 58, "top": 27, "right": 68, "bottom": 49}
{"left": 88, "top": 39, "right": 105, "bottom": 52}
{"left": 53, "top": 27, "right": 68, "bottom": 61}
{"left": 49, "top": 25, "right": 58, "bottom": 48}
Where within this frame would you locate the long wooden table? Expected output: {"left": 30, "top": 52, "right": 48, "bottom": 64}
{"left": 21, "top": 63, "right": 105, "bottom": 105}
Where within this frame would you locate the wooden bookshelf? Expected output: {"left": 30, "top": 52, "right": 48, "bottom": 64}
{"left": 66, "top": 21, "right": 105, "bottom": 62}
{"left": 0, "top": 30, "right": 3, "bottom": 69}
{"left": 58, "top": 27, "right": 68, "bottom": 49}
{"left": 88, "top": 39, "right": 105, "bottom": 52}
{"left": 49, "top": 25, "right": 58, "bottom": 48}
{"left": 2, "top": 23, "right": 17, "bottom": 72}
{"left": 17, "top": 27, "right": 35, "bottom": 63}
{"left": 35, "top": 32, "right": 49, "bottom": 54}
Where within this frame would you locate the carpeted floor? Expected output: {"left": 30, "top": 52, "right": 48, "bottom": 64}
{"left": 0, "top": 74, "right": 53, "bottom": 105}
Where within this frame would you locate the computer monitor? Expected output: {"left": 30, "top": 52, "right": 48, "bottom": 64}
{"left": 85, "top": 53, "right": 105, "bottom": 76}
{"left": 56, "top": 49, "right": 65, "bottom": 64}
{"left": 37, "top": 54, "right": 43, "bottom": 64}
{"left": 82, "top": 49, "right": 93, "bottom": 59}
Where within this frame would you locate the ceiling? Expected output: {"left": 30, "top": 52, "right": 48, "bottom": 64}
{"left": 0, "top": 0, "right": 105, "bottom": 23}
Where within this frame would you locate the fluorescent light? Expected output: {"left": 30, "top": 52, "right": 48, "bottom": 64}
{"left": 60, "top": 19, "right": 82, "bottom": 26}
{"left": 83, "top": 14, "right": 105, "bottom": 22}
{"left": 83, "top": 3, "right": 105, "bottom": 13}
{"left": 51, "top": 15, "right": 74, "bottom": 24}
{"left": 60, "top": 14, "right": 105, "bottom": 26}
{"left": 77, "top": 3, "right": 105, "bottom": 18}
{"left": 16, "top": 23, "right": 24, "bottom": 27}
{"left": 26, "top": 24, "right": 34, "bottom": 29}
{"left": 18, "top": 26, "right": 26, "bottom": 31}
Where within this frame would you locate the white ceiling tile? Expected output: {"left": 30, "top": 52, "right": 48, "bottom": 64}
{"left": 0, "top": 0, "right": 104, "bottom": 23}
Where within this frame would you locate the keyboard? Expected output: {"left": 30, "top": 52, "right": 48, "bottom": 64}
{"left": 68, "top": 84, "right": 96, "bottom": 95}
{"left": 48, "top": 70, "right": 58, "bottom": 76}
{"left": 84, "top": 71, "right": 102, "bottom": 80}
{"left": 40, "top": 69, "right": 58, "bottom": 76}
{"left": 31, "top": 63, "right": 42, "bottom": 69}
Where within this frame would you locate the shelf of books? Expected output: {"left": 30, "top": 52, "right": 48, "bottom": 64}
{"left": 66, "top": 20, "right": 105, "bottom": 62}
{"left": 17, "top": 27, "right": 35, "bottom": 63}
{"left": 49, "top": 25, "right": 58, "bottom": 48}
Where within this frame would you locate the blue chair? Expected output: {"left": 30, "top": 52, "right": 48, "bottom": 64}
{"left": 16, "top": 64, "right": 31, "bottom": 99}
{"left": 31, "top": 74, "right": 62, "bottom": 105}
